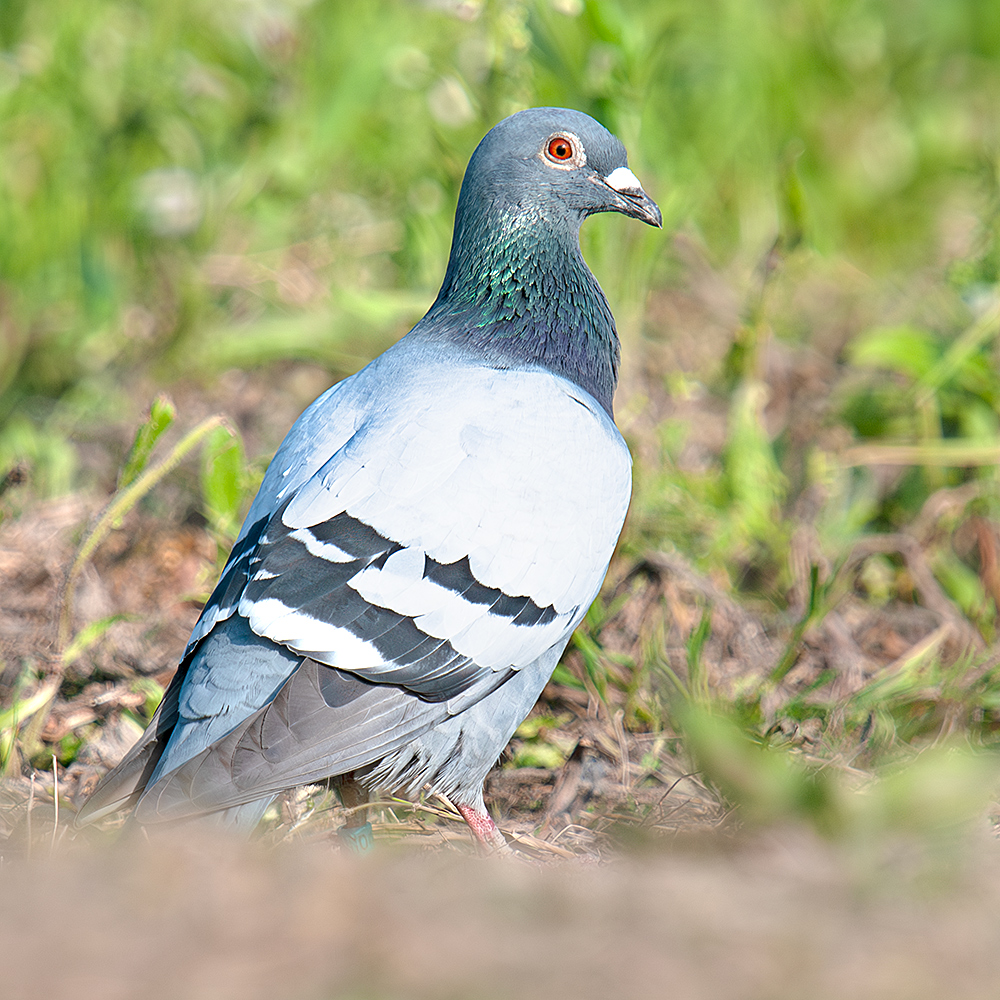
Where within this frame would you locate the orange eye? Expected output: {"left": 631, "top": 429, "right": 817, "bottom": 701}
{"left": 547, "top": 136, "right": 574, "bottom": 161}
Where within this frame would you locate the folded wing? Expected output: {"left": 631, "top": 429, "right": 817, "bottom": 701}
{"left": 80, "top": 354, "right": 631, "bottom": 824}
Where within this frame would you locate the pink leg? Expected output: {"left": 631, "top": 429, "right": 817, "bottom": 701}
{"left": 456, "top": 802, "right": 508, "bottom": 852}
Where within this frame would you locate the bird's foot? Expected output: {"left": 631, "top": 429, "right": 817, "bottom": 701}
{"left": 456, "top": 803, "right": 511, "bottom": 855}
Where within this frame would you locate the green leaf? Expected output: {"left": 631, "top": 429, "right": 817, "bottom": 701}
{"left": 848, "top": 325, "right": 941, "bottom": 381}
{"left": 200, "top": 424, "right": 246, "bottom": 540}
{"left": 0, "top": 681, "right": 59, "bottom": 738}
{"left": 55, "top": 732, "right": 84, "bottom": 767}
{"left": 931, "top": 550, "right": 986, "bottom": 620}
{"left": 572, "top": 629, "right": 608, "bottom": 701}
{"left": 62, "top": 613, "right": 134, "bottom": 666}
{"left": 685, "top": 608, "right": 712, "bottom": 701}
{"left": 133, "top": 677, "right": 165, "bottom": 721}
{"left": 723, "top": 380, "right": 787, "bottom": 547}
{"left": 550, "top": 662, "right": 586, "bottom": 691}
{"left": 680, "top": 703, "right": 838, "bottom": 831}
{"left": 118, "top": 394, "right": 176, "bottom": 490}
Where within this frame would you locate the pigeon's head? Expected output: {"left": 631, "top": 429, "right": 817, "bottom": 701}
{"left": 460, "top": 107, "right": 662, "bottom": 231}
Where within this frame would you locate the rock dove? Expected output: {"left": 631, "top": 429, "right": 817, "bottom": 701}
{"left": 77, "top": 107, "right": 662, "bottom": 848}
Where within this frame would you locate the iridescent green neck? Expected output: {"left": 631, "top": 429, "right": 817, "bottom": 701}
{"left": 420, "top": 204, "right": 620, "bottom": 415}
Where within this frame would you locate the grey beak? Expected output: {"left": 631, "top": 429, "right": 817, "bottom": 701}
{"left": 602, "top": 166, "right": 663, "bottom": 228}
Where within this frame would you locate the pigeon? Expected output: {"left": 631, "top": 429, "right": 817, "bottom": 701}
{"left": 77, "top": 107, "right": 662, "bottom": 848}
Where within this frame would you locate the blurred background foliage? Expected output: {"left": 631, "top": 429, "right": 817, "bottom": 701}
{"left": 4, "top": 0, "right": 1000, "bottom": 842}
{"left": 3, "top": 0, "right": 1000, "bottom": 497}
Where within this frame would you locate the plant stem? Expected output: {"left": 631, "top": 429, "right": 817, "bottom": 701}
{"left": 57, "top": 414, "right": 228, "bottom": 651}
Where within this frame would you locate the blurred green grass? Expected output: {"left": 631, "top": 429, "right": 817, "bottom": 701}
{"left": 5, "top": 0, "right": 1000, "bottom": 843}
{"left": 4, "top": 0, "right": 1000, "bottom": 492}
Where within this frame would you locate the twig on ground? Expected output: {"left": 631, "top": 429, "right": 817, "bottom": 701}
{"left": 842, "top": 534, "right": 983, "bottom": 652}
{"left": 50, "top": 755, "right": 58, "bottom": 854}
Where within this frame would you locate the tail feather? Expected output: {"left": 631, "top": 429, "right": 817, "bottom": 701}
{"left": 74, "top": 667, "right": 187, "bottom": 827}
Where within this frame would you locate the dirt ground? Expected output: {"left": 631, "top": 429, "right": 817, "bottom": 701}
{"left": 4, "top": 828, "right": 1000, "bottom": 1000}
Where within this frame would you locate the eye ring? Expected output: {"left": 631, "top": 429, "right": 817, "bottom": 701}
{"left": 542, "top": 131, "right": 585, "bottom": 170}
